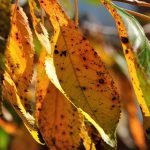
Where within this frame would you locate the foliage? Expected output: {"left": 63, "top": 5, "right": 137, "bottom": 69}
{"left": 0, "top": 0, "right": 150, "bottom": 149}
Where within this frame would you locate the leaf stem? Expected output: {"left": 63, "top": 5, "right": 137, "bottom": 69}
{"left": 124, "top": 9, "right": 150, "bottom": 21}
{"left": 113, "top": 0, "right": 150, "bottom": 8}
{"left": 41, "top": 8, "right": 45, "bottom": 25}
{"left": 74, "top": 0, "right": 79, "bottom": 26}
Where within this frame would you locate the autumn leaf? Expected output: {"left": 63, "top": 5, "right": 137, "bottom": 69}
{"left": 5, "top": 4, "right": 35, "bottom": 113}
{"left": 2, "top": 71, "right": 44, "bottom": 145}
{"left": 100, "top": 0, "right": 150, "bottom": 115}
{"left": 38, "top": 0, "right": 121, "bottom": 147}
{"left": 100, "top": 0, "right": 150, "bottom": 140}
{"left": 36, "top": 48, "right": 84, "bottom": 149}
{"left": 2, "top": 4, "right": 44, "bottom": 145}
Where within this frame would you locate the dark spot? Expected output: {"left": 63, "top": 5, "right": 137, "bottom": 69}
{"left": 24, "top": 89, "right": 28, "bottom": 92}
{"left": 81, "top": 86, "right": 86, "bottom": 91}
{"left": 76, "top": 68, "right": 80, "bottom": 71}
{"left": 60, "top": 51, "right": 67, "bottom": 57}
{"left": 112, "top": 97, "right": 117, "bottom": 101}
{"left": 60, "top": 67, "right": 64, "bottom": 70}
{"left": 54, "top": 49, "right": 59, "bottom": 54}
{"left": 82, "top": 57, "right": 86, "bottom": 61}
{"left": 118, "top": 21, "right": 120, "bottom": 25}
{"left": 125, "top": 49, "right": 129, "bottom": 54}
{"left": 60, "top": 114, "right": 64, "bottom": 119}
{"left": 26, "top": 41, "right": 29, "bottom": 45}
{"left": 121, "top": 37, "right": 129, "bottom": 44}
{"left": 51, "top": 138, "right": 56, "bottom": 145}
{"left": 70, "top": 132, "right": 73, "bottom": 135}
{"left": 98, "top": 79, "right": 104, "bottom": 84}
{"left": 62, "top": 131, "right": 66, "bottom": 135}
{"left": 82, "top": 37, "right": 86, "bottom": 40}
{"left": 112, "top": 105, "right": 115, "bottom": 108}
{"left": 55, "top": 45, "right": 57, "bottom": 48}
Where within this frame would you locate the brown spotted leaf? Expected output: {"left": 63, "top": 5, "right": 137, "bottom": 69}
{"left": 100, "top": 0, "right": 150, "bottom": 116}
{"left": 100, "top": 0, "right": 150, "bottom": 139}
{"left": 36, "top": 48, "right": 83, "bottom": 149}
{"left": 5, "top": 5, "right": 35, "bottom": 113}
{"left": 38, "top": 0, "right": 121, "bottom": 147}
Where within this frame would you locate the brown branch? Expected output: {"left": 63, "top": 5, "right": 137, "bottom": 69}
{"left": 74, "top": 0, "right": 79, "bottom": 26}
{"left": 124, "top": 9, "right": 150, "bottom": 21}
{"left": 113, "top": 0, "right": 150, "bottom": 7}
{"left": 41, "top": 8, "right": 45, "bottom": 25}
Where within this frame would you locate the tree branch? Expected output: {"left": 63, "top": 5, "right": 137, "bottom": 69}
{"left": 124, "top": 8, "right": 150, "bottom": 21}
{"left": 74, "top": 0, "right": 79, "bottom": 26}
{"left": 113, "top": 0, "right": 150, "bottom": 7}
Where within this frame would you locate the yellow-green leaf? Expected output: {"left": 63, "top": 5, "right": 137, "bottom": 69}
{"left": 100, "top": 0, "right": 150, "bottom": 117}
{"left": 39, "top": 0, "right": 121, "bottom": 147}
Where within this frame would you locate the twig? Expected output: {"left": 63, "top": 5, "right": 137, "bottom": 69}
{"left": 113, "top": 0, "right": 150, "bottom": 7}
{"left": 41, "top": 8, "right": 45, "bottom": 25}
{"left": 74, "top": 0, "right": 79, "bottom": 26}
{"left": 124, "top": 9, "right": 150, "bottom": 21}
{"left": 16, "top": 0, "right": 19, "bottom": 5}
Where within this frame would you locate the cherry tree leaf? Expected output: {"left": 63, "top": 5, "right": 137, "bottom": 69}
{"left": 5, "top": 5, "right": 35, "bottom": 113}
{"left": 38, "top": 0, "right": 121, "bottom": 147}
{"left": 36, "top": 48, "right": 83, "bottom": 149}
{"left": 2, "top": 72, "right": 44, "bottom": 145}
{"left": 100, "top": 0, "right": 150, "bottom": 138}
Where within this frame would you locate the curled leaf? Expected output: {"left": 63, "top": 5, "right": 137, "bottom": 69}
{"left": 2, "top": 72, "right": 44, "bottom": 145}
{"left": 5, "top": 5, "right": 35, "bottom": 113}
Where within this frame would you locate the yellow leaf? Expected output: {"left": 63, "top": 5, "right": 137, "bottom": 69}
{"left": 100, "top": 0, "right": 150, "bottom": 117}
{"left": 2, "top": 72, "right": 44, "bottom": 145}
{"left": 39, "top": 0, "right": 121, "bottom": 147}
{"left": 5, "top": 5, "right": 35, "bottom": 113}
{"left": 36, "top": 48, "right": 83, "bottom": 149}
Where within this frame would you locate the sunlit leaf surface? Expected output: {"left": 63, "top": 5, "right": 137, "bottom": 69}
{"left": 39, "top": 0, "right": 121, "bottom": 147}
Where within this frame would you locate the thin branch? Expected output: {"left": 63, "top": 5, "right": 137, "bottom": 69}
{"left": 41, "top": 8, "right": 45, "bottom": 25}
{"left": 16, "top": 0, "right": 19, "bottom": 5}
{"left": 113, "top": 0, "right": 150, "bottom": 7}
{"left": 124, "top": 9, "right": 150, "bottom": 21}
{"left": 74, "top": 0, "right": 79, "bottom": 26}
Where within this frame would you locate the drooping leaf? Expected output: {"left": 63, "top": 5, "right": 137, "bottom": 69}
{"left": 100, "top": 0, "right": 150, "bottom": 115}
{"left": 99, "top": 0, "right": 150, "bottom": 138}
{"left": 2, "top": 71, "right": 44, "bottom": 145}
{"left": 39, "top": 0, "right": 121, "bottom": 147}
{"left": 36, "top": 48, "right": 83, "bottom": 149}
{"left": 5, "top": 5, "right": 35, "bottom": 113}
{"left": 3, "top": 4, "right": 44, "bottom": 145}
